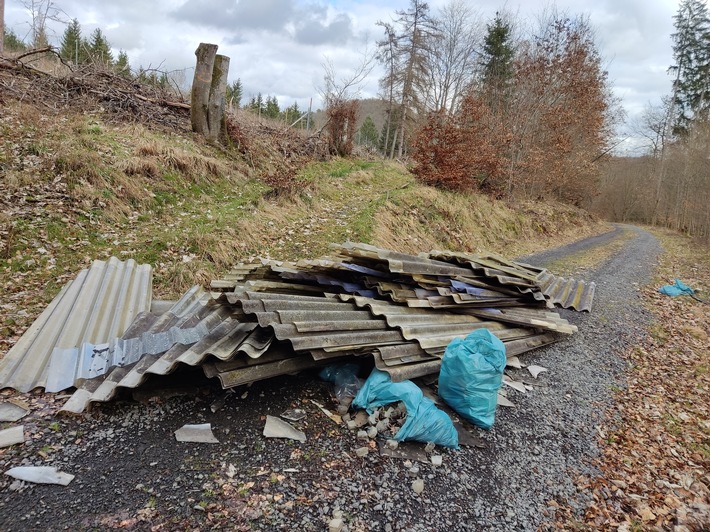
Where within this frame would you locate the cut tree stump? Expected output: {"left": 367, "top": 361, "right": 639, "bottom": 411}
{"left": 190, "top": 43, "right": 230, "bottom": 143}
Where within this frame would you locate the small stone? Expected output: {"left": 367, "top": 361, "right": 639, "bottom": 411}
{"left": 336, "top": 404, "right": 349, "bottom": 416}
{"left": 357, "top": 430, "right": 369, "bottom": 441}
{"left": 384, "top": 407, "right": 394, "bottom": 419}
{"left": 385, "top": 525, "right": 393, "bottom": 532}
{"left": 355, "top": 447, "right": 369, "bottom": 458}
{"left": 347, "top": 420, "right": 358, "bottom": 430}
{"left": 332, "top": 509, "right": 343, "bottom": 519}
{"left": 431, "top": 455, "right": 443, "bottom": 467}
{"left": 409, "top": 465, "right": 420, "bottom": 477}
{"left": 376, "top": 420, "right": 389, "bottom": 433}
{"left": 353, "top": 411, "right": 369, "bottom": 427}
{"left": 424, "top": 442, "right": 435, "bottom": 453}
{"left": 412, "top": 478, "right": 424, "bottom": 495}
{"left": 386, "top": 439, "right": 398, "bottom": 450}
{"left": 366, "top": 426, "right": 378, "bottom": 439}
{"left": 368, "top": 413, "right": 378, "bottom": 425}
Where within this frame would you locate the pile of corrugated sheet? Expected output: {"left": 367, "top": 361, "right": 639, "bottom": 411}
{"left": 0, "top": 243, "right": 595, "bottom": 415}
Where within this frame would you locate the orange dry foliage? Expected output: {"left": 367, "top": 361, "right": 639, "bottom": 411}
{"left": 326, "top": 100, "right": 358, "bottom": 157}
{"left": 411, "top": 94, "right": 505, "bottom": 194}
{"left": 412, "top": 16, "right": 615, "bottom": 206}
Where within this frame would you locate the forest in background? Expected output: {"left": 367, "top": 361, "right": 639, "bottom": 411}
{"left": 1, "top": 0, "right": 709, "bottom": 240}
{"left": 594, "top": 0, "right": 710, "bottom": 240}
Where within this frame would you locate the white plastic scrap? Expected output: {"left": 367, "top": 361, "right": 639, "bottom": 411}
{"left": 5, "top": 466, "right": 74, "bottom": 486}
{"left": 527, "top": 365, "right": 548, "bottom": 379}
{"left": 174, "top": 423, "right": 220, "bottom": 444}
{"left": 502, "top": 375, "right": 527, "bottom": 393}
{"left": 0, "top": 425, "right": 24, "bottom": 448}
{"left": 497, "top": 393, "right": 515, "bottom": 408}
{"left": 263, "top": 415, "right": 306, "bottom": 443}
{"left": 505, "top": 356, "right": 523, "bottom": 369}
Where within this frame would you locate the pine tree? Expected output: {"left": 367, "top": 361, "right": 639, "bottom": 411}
{"left": 226, "top": 79, "right": 243, "bottom": 108}
{"left": 358, "top": 116, "right": 379, "bottom": 147}
{"left": 4, "top": 29, "right": 27, "bottom": 53}
{"left": 669, "top": 0, "right": 710, "bottom": 134}
{"left": 88, "top": 28, "right": 113, "bottom": 66}
{"left": 283, "top": 102, "right": 301, "bottom": 126}
{"left": 60, "top": 19, "right": 83, "bottom": 63}
{"left": 115, "top": 50, "right": 131, "bottom": 77}
{"left": 264, "top": 96, "right": 280, "bottom": 119}
{"left": 480, "top": 14, "right": 515, "bottom": 93}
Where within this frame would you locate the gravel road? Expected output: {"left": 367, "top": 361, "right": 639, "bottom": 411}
{"left": 0, "top": 225, "right": 662, "bottom": 531}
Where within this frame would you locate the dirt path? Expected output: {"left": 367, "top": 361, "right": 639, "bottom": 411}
{"left": 0, "top": 226, "right": 668, "bottom": 531}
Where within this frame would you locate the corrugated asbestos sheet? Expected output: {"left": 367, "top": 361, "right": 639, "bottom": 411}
{"left": 59, "top": 243, "right": 594, "bottom": 414}
{"left": 0, "top": 258, "right": 152, "bottom": 393}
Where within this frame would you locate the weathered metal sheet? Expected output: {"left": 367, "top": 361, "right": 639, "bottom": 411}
{"left": 60, "top": 298, "right": 253, "bottom": 414}
{"left": 57, "top": 242, "right": 594, "bottom": 410}
{"left": 0, "top": 258, "right": 152, "bottom": 393}
{"left": 536, "top": 271, "right": 596, "bottom": 312}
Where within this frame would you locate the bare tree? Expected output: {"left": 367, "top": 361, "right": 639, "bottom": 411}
{"left": 376, "top": 21, "right": 401, "bottom": 157}
{"left": 319, "top": 50, "right": 376, "bottom": 156}
{"left": 391, "top": 0, "right": 439, "bottom": 158}
{"left": 422, "top": 0, "right": 482, "bottom": 114}
{"left": 20, "top": 0, "right": 66, "bottom": 48}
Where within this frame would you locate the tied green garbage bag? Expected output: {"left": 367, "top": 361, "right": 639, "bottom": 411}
{"left": 353, "top": 368, "right": 458, "bottom": 449}
{"left": 659, "top": 279, "right": 694, "bottom": 297}
{"left": 439, "top": 329, "right": 507, "bottom": 430}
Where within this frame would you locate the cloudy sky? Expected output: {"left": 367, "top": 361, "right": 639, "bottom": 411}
{"left": 5, "top": 0, "right": 688, "bottom": 153}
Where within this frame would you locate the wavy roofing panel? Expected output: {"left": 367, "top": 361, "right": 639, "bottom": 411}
{"left": 0, "top": 257, "right": 152, "bottom": 392}
{"left": 60, "top": 292, "right": 250, "bottom": 414}
{"left": 44, "top": 287, "right": 223, "bottom": 392}
{"left": 536, "top": 272, "right": 596, "bottom": 312}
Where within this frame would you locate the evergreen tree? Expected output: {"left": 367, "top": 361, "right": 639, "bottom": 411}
{"left": 358, "top": 116, "right": 379, "bottom": 147}
{"left": 481, "top": 13, "right": 515, "bottom": 92}
{"left": 669, "top": 0, "right": 710, "bottom": 134}
{"left": 88, "top": 28, "right": 113, "bottom": 66}
{"left": 4, "top": 29, "right": 27, "bottom": 53}
{"left": 158, "top": 72, "right": 170, "bottom": 89}
{"left": 248, "top": 93, "right": 265, "bottom": 115}
{"left": 264, "top": 96, "right": 280, "bottom": 118}
{"left": 60, "top": 19, "right": 84, "bottom": 64}
{"left": 115, "top": 50, "right": 131, "bottom": 77}
{"left": 226, "top": 79, "right": 243, "bottom": 108}
{"left": 283, "top": 102, "right": 300, "bottom": 125}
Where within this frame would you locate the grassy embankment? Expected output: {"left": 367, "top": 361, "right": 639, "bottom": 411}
{"left": 0, "top": 101, "right": 608, "bottom": 354}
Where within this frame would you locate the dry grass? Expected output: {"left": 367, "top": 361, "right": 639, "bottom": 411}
{"left": 373, "top": 185, "right": 610, "bottom": 257}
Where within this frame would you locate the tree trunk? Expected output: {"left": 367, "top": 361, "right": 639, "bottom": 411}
{"left": 207, "top": 54, "right": 230, "bottom": 143}
{"left": 0, "top": 0, "right": 5, "bottom": 56}
{"left": 191, "top": 43, "right": 218, "bottom": 137}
